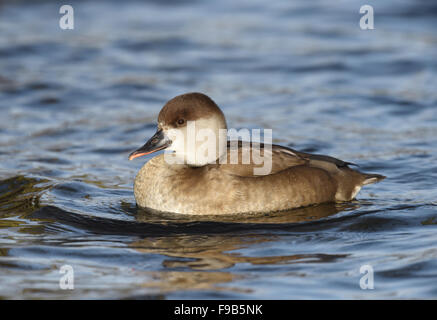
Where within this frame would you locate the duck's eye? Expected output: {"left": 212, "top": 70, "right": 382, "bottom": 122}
{"left": 177, "top": 119, "right": 185, "bottom": 125}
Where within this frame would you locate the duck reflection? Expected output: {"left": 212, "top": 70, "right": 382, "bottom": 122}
{"left": 139, "top": 269, "right": 247, "bottom": 294}
{"left": 130, "top": 234, "right": 347, "bottom": 294}
{"left": 131, "top": 234, "right": 348, "bottom": 271}
{"left": 130, "top": 203, "right": 353, "bottom": 293}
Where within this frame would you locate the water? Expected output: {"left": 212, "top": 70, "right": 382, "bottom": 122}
{"left": 0, "top": 0, "right": 436, "bottom": 299}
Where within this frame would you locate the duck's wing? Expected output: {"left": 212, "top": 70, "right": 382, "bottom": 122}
{"left": 219, "top": 141, "right": 357, "bottom": 177}
{"left": 282, "top": 145, "right": 359, "bottom": 174}
{"left": 293, "top": 150, "right": 357, "bottom": 168}
{"left": 216, "top": 141, "right": 384, "bottom": 203}
{"left": 219, "top": 141, "right": 308, "bottom": 177}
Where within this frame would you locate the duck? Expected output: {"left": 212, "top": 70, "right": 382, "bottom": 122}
{"left": 129, "top": 92, "right": 385, "bottom": 215}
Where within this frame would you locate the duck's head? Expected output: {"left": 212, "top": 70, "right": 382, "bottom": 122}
{"left": 129, "top": 92, "right": 228, "bottom": 166}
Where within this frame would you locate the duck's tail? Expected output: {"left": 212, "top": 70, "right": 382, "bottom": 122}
{"left": 362, "top": 173, "right": 386, "bottom": 185}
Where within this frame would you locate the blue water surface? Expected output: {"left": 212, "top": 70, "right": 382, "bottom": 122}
{"left": 0, "top": 0, "right": 436, "bottom": 299}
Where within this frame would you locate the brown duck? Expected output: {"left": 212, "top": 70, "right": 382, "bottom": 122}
{"left": 129, "top": 92, "right": 385, "bottom": 215}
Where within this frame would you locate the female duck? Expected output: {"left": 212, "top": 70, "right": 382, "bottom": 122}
{"left": 129, "top": 92, "right": 384, "bottom": 215}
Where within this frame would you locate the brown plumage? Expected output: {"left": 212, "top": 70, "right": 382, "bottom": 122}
{"left": 130, "top": 93, "right": 385, "bottom": 215}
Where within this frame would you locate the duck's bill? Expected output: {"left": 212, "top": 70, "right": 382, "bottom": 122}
{"left": 128, "top": 129, "right": 172, "bottom": 160}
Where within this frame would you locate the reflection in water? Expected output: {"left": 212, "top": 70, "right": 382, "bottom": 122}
{"left": 0, "top": 176, "right": 50, "bottom": 235}
{"left": 141, "top": 270, "right": 244, "bottom": 294}
{"left": 0, "top": 176, "right": 46, "bottom": 218}
{"left": 130, "top": 234, "right": 347, "bottom": 293}
{"left": 132, "top": 234, "right": 348, "bottom": 270}
{"left": 128, "top": 203, "right": 353, "bottom": 293}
